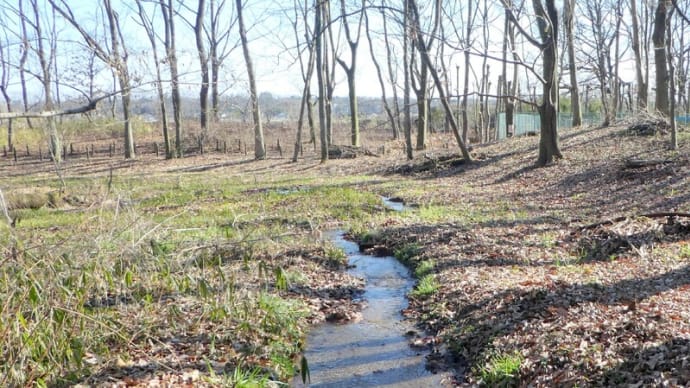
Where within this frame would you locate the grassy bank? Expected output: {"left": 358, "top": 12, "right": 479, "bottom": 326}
{"left": 1, "top": 122, "right": 689, "bottom": 386}
{"left": 0, "top": 159, "right": 387, "bottom": 386}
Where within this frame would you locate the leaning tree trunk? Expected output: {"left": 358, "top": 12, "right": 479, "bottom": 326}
{"left": 409, "top": 0, "right": 471, "bottom": 161}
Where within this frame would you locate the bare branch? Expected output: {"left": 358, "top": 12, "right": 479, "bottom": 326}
{"left": 0, "top": 91, "right": 121, "bottom": 119}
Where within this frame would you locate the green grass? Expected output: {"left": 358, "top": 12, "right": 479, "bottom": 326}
{"left": 410, "top": 274, "right": 439, "bottom": 298}
{"left": 478, "top": 351, "right": 523, "bottom": 387}
{"left": 394, "top": 243, "right": 421, "bottom": 264}
{"left": 0, "top": 165, "right": 403, "bottom": 386}
{"left": 680, "top": 243, "right": 690, "bottom": 259}
{"left": 414, "top": 260, "right": 435, "bottom": 278}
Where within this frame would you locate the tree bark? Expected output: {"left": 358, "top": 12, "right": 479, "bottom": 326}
{"left": 653, "top": 0, "right": 671, "bottom": 117}
{"left": 18, "top": 1, "right": 32, "bottom": 130}
{"left": 31, "top": 0, "right": 60, "bottom": 162}
{"left": 364, "top": 7, "right": 398, "bottom": 140}
{"left": 293, "top": 23, "right": 316, "bottom": 162}
{"left": 316, "top": 0, "right": 328, "bottom": 161}
{"left": 564, "top": 0, "right": 582, "bottom": 126}
{"left": 382, "top": 3, "right": 401, "bottom": 139}
{"left": 461, "top": 0, "right": 473, "bottom": 144}
{"left": 409, "top": 0, "right": 472, "bottom": 161}
{"left": 403, "top": 0, "right": 413, "bottom": 160}
{"left": 0, "top": 37, "right": 13, "bottom": 152}
{"left": 533, "top": 0, "right": 562, "bottom": 166}
{"left": 195, "top": 0, "right": 209, "bottom": 141}
{"left": 236, "top": 0, "right": 265, "bottom": 159}
{"left": 335, "top": 0, "right": 363, "bottom": 147}
{"left": 630, "top": 0, "right": 648, "bottom": 110}
{"left": 103, "top": 0, "right": 135, "bottom": 159}
{"left": 135, "top": 0, "right": 171, "bottom": 158}
{"left": 159, "top": 0, "right": 183, "bottom": 158}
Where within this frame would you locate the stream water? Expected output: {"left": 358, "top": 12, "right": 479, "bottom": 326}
{"left": 292, "top": 226, "right": 446, "bottom": 387}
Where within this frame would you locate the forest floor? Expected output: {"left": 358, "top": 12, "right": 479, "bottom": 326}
{"left": 0, "top": 120, "right": 689, "bottom": 386}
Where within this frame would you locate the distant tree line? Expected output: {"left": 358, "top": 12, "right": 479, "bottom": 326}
{"left": 0, "top": 0, "right": 687, "bottom": 165}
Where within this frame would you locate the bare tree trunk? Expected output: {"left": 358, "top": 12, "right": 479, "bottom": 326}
{"left": 364, "top": 7, "right": 398, "bottom": 140}
{"left": 534, "top": 0, "right": 562, "bottom": 166}
{"left": 207, "top": 0, "right": 237, "bottom": 123}
{"left": 136, "top": 0, "right": 171, "bottom": 158}
{"left": 653, "top": 0, "right": 671, "bottom": 117}
{"left": 210, "top": 0, "right": 220, "bottom": 122}
{"left": 667, "top": 3, "right": 677, "bottom": 149}
{"left": 195, "top": 0, "right": 209, "bottom": 141}
{"left": 403, "top": 0, "right": 413, "bottom": 160}
{"left": 0, "top": 37, "right": 13, "bottom": 152}
{"left": 502, "top": 1, "right": 518, "bottom": 137}
{"left": 18, "top": 1, "right": 32, "bottom": 130}
{"left": 564, "top": 0, "right": 582, "bottom": 126}
{"left": 159, "top": 0, "right": 183, "bottom": 158}
{"left": 103, "top": 0, "right": 134, "bottom": 159}
{"left": 461, "top": 0, "right": 473, "bottom": 144}
{"left": 409, "top": 0, "right": 472, "bottom": 161}
{"left": 630, "top": 0, "right": 648, "bottom": 110}
{"left": 382, "top": 2, "right": 401, "bottom": 139}
{"left": 324, "top": 1, "right": 336, "bottom": 145}
{"left": 236, "top": 0, "right": 265, "bottom": 159}
{"left": 611, "top": 2, "right": 622, "bottom": 122}
{"left": 31, "top": 0, "right": 60, "bottom": 162}
{"left": 410, "top": 48, "right": 428, "bottom": 150}
{"left": 316, "top": 0, "right": 328, "bottom": 161}
{"left": 335, "top": 0, "right": 363, "bottom": 147}
{"left": 293, "top": 15, "right": 316, "bottom": 162}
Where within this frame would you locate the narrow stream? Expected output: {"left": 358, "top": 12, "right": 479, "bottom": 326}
{"left": 293, "top": 198, "right": 445, "bottom": 387}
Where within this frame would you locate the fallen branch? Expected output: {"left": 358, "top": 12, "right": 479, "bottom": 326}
{"left": 578, "top": 212, "right": 690, "bottom": 232}
{"left": 624, "top": 159, "right": 673, "bottom": 168}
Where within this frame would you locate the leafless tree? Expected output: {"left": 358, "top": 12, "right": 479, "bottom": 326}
{"left": 159, "top": 0, "right": 183, "bottom": 157}
{"left": 0, "top": 30, "right": 13, "bottom": 151}
{"left": 27, "top": 0, "right": 61, "bottom": 161}
{"left": 195, "top": 0, "right": 209, "bottom": 141}
{"left": 50, "top": 0, "right": 136, "bottom": 159}
{"left": 505, "top": 0, "right": 562, "bottom": 166}
{"left": 629, "top": 0, "right": 651, "bottom": 110}
{"left": 135, "top": 0, "right": 172, "bottom": 158}
{"left": 653, "top": 0, "right": 671, "bottom": 117}
{"left": 236, "top": 0, "right": 265, "bottom": 159}
{"left": 364, "top": 3, "right": 398, "bottom": 140}
{"left": 408, "top": 0, "right": 472, "bottom": 161}
{"left": 336, "top": 0, "right": 364, "bottom": 147}
{"left": 563, "top": 0, "right": 581, "bottom": 126}
{"left": 18, "top": 1, "right": 33, "bottom": 129}
{"left": 461, "top": 0, "right": 475, "bottom": 144}
{"left": 315, "top": 0, "right": 328, "bottom": 161}
{"left": 291, "top": 0, "right": 316, "bottom": 161}
{"left": 207, "top": 0, "right": 238, "bottom": 122}
{"left": 381, "top": 2, "right": 402, "bottom": 138}
{"left": 402, "top": 0, "right": 412, "bottom": 159}
{"left": 410, "top": 0, "right": 441, "bottom": 150}
{"left": 577, "top": 0, "right": 621, "bottom": 127}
